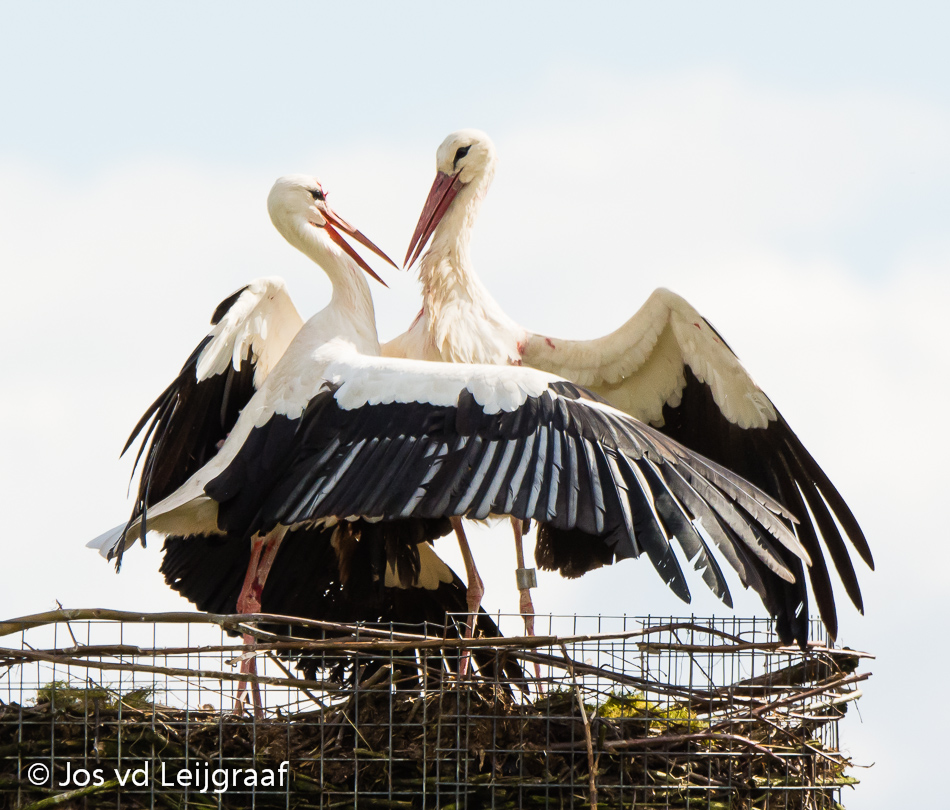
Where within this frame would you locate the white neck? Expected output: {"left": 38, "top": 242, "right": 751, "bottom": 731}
{"left": 419, "top": 168, "right": 505, "bottom": 315}
{"left": 285, "top": 218, "right": 380, "bottom": 353}
{"left": 414, "top": 168, "right": 524, "bottom": 365}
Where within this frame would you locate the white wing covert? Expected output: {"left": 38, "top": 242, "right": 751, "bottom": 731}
{"left": 522, "top": 288, "right": 774, "bottom": 429}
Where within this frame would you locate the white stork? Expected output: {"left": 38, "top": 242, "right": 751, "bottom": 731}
{"left": 108, "top": 201, "right": 491, "bottom": 657}
{"left": 90, "top": 178, "right": 811, "bottom": 710}
{"left": 387, "top": 129, "right": 874, "bottom": 647}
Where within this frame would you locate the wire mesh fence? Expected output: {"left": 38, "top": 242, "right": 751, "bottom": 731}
{"left": 0, "top": 610, "right": 867, "bottom": 809}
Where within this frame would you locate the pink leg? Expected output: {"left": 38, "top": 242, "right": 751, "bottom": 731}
{"left": 511, "top": 518, "right": 536, "bottom": 637}
{"left": 451, "top": 518, "right": 484, "bottom": 676}
{"left": 233, "top": 537, "right": 264, "bottom": 716}
{"left": 233, "top": 530, "right": 284, "bottom": 717}
{"left": 512, "top": 518, "right": 543, "bottom": 684}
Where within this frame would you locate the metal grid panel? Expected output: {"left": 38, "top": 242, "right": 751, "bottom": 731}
{"left": 0, "top": 612, "right": 865, "bottom": 809}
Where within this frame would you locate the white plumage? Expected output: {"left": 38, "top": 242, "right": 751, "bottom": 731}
{"left": 194, "top": 276, "right": 302, "bottom": 387}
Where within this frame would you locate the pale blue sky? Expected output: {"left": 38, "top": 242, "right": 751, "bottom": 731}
{"left": 2, "top": 4, "right": 948, "bottom": 808}
{"left": 4, "top": 2, "right": 950, "bottom": 170}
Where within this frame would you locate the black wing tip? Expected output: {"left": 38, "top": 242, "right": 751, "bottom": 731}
{"left": 659, "top": 367, "right": 872, "bottom": 642}
{"left": 854, "top": 535, "right": 875, "bottom": 570}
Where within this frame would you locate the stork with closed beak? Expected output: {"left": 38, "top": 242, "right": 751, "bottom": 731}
{"left": 386, "top": 129, "right": 873, "bottom": 648}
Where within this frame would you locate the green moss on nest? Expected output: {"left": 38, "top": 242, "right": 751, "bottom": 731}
{"left": 595, "top": 690, "right": 708, "bottom": 732}
{"left": 34, "top": 681, "right": 153, "bottom": 713}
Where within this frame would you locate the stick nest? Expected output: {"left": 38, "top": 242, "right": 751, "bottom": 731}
{"left": 0, "top": 612, "right": 866, "bottom": 809}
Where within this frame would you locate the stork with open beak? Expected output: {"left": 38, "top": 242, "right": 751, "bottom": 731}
{"left": 95, "top": 174, "right": 521, "bottom": 706}
{"left": 386, "top": 129, "right": 874, "bottom": 648}
{"left": 95, "top": 174, "right": 521, "bottom": 705}
{"left": 92, "top": 176, "right": 415, "bottom": 711}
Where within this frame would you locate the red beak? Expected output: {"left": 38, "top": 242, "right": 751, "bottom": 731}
{"left": 404, "top": 171, "right": 464, "bottom": 269}
{"left": 320, "top": 204, "right": 397, "bottom": 287}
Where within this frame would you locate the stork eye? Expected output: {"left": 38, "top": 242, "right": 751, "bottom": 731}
{"left": 453, "top": 145, "right": 470, "bottom": 168}
{"left": 310, "top": 188, "right": 325, "bottom": 201}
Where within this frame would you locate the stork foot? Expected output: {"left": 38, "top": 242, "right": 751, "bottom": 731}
{"left": 233, "top": 637, "right": 263, "bottom": 719}
{"left": 233, "top": 538, "right": 267, "bottom": 718}
{"left": 519, "top": 586, "right": 536, "bottom": 638}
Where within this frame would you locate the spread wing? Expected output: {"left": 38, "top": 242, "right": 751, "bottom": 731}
{"left": 121, "top": 277, "right": 304, "bottom": 537}
{"left": 521, "top": 286, "right": 873, "bottom": 642}
{"left": 147, "top": 351, "right": 806, "bottom": 614}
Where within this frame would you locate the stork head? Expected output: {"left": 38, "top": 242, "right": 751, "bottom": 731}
{"left": 435, "top": 129, "right": 496, "bottom": 185}
{"left": 404, "top": 130, "right": 497, "bottom": 268}
{"left": 267, "top": 174, "right": 396, "bottom": 286}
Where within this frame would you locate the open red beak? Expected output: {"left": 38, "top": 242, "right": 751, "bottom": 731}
{"left": 319, "top": 204, "right": 398, "bottom": 287}
{"left": 404, "top": 171, "right": 464, "bottom": 269}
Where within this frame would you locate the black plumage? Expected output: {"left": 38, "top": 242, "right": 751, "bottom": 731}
{"left": 657, "top": 364, "right": 874, "bottom": 643}
{"left": 121, "top": 335, "right": 256, "bottom": 547}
